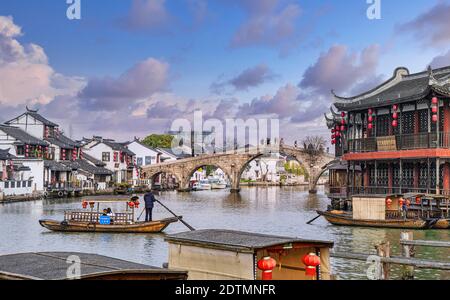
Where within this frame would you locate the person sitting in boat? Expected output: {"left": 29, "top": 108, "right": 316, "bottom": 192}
{"left": 144, "top": 191, "right": 157, "bottom": 222}
{"left": 102, "top": 209, "right": 108, "bottom": 216}
{"left": 106, "top": 208, "right": 115, "bottom": 224}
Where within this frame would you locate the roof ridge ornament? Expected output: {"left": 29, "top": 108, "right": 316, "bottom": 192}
{"left": 26, "top": 106, "right": 39, "bottom": 113}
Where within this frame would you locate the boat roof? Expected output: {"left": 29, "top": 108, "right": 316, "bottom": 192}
{"left": 82, "top": 196, "right": 139, "bottom": 203}
{"left": 165, "top": 229, "right": 334, "bottom": 252}
{"left": 0, "top": 252, "right": 187, "bottom": 280}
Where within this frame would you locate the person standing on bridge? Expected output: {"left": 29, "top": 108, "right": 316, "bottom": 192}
{"left": 144, "top": 191, "right": 157, "bottom": 222}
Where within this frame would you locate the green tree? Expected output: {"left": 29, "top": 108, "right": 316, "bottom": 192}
{"left": 142, "top": 134, "right": 174, "bottom": 148}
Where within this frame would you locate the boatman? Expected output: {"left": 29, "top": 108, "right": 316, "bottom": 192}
{"left": 144, "top": 191, "right": 157, "bottom": 222}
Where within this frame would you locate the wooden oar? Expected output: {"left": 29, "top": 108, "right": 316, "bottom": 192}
{"left": 306, "top": 214, "right": 322, "bottom": 225}
{"left": 137, "top": 209, "right": 145, "bottom": 221}
{"left": 155, "top": 200, "right": 196, "bottom": 231}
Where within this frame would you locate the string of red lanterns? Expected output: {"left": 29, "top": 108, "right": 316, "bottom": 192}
{"left": 368, "top": 108, "right": 374, "bottom": 130}
{"left": 392, "top": 104, "right": 398, "bottom": 128}
{"left": 431, "top": 96, "right": 438, "bottom": 123}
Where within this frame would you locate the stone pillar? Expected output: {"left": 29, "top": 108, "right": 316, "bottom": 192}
{"left": 230, "top": 164, "right": 241, "bottom": 193}
{"left": 308, "top": 167, "right": 318, "bottom": 194}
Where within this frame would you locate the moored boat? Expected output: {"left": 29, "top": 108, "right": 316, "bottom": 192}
{"left": 39, "top": 197, "right": 180, "bottom": 233}
{"left": 317, "top": 210, "right": 428, "bottom": 229}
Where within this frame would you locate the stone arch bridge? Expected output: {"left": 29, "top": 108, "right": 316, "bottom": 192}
{"left": 142, "top": 145, "right": 335, "bottom": 193}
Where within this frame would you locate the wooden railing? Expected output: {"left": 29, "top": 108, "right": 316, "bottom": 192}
{"left": 347, "top": 132, "right": 450, "bottom": 153}
{"left": 64, "top": 211, "right": 133, "bottom": 224}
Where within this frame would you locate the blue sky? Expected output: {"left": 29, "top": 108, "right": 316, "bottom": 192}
{"left": 0, "top": 0, "right": 449, "bottom": 143}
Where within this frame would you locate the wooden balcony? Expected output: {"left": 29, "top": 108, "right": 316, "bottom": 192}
{"left": 347, "top": 132, "right": 450, "bottom": 153}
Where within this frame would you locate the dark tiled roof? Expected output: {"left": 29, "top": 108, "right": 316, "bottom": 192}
{"left": 0, "top": 252, "right": 185, "bottom": 280}
{"left": 0, "top": 149, "right": 15, "bottom": 160}
{"left": 102, "top": 140, "right": 135, "bottom": 156}
{"left": 165, "top": 229, "right": 333, "bottom": 251}
{"left": 62, "top": 159, "right": 113, "bottom": 175}
{"left": 333, "top": 66, "right": 450, "bottom": 110}
{"left": 5, "top": 108, "right": 58, "bottom": 127}
{"left": 82, "top": 153, "right": 106, "bottom": 167}
{"left": 0, "top": 125, "right": 48, "bottom": 146}
{"left": 45, "top": 134, "right": 80, "bottom": 150}
{"left": 44, "top": 160, "right": 72, "bottom": 172}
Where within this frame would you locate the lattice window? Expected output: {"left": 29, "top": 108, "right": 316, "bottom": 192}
{"left": 430, "top": 163, "right": 436, "bottom": 188}
{"left": 376, "top": 115, "right": 390, "bottom": 137}
{"left": 402, "top": 162, "right": 414, "bottom": 187}
{"left": 419, "top": 163, "right": 428, "bottom": 188}
{"left": 402, "top": 111, "right": 415, "bottom": 134}
{"left": 369, "top": 165, "right": 376, "bottom": 186}
{"left": 418, "top": 109, "right": 428, "bottom": 133}
{"left": 393, "top": 163, "right": 400, "bottom": 187}
{"left": 376, "top": 163, "right": 388, "bottom": 186}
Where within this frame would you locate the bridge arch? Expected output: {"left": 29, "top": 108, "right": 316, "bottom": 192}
{"left": 184, "top": 163, "right": 232, "bottom": 189}
{"left": 148, "top": 171, "right": 182, "bottom": 191}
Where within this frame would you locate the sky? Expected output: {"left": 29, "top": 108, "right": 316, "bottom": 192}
{"left": 0, "top": 0, "right": 450, "bottom": 145}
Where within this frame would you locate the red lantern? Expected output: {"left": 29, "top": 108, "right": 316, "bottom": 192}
{"left": 302, "top": 253, "right": 320, "bottom": 277}
{"left": 331, "top": 140, "right": 336, "bottom": 145}
{"left": 341, "top": 118, "right": 346, "bottom": 125}
{"left": 128, "top": 201, "right": 135, "bottom": 209}
{"left": 340, "top": 125, "right": 345, "bottom": 131}
{"left": 393, "top": 112, "right": 398, "bottom": 120}
{"left": 432, "top": 114, "right": 438, "bottom": 123}
{"left": 368, "top": 123, "right": 373, "bottom": 130}
{"left": 331, "top": 129, "right": 335, "bottom": 133}
{"left": 341, "top": 112, "right": 346, "bottom": 118}
{"left": 335, "top": 132, "right": 341, "bottom": 137}
{"left": 432, "top": 97, "right": 438, "bottom": 104}
{"left": 368, "top": 108, "right": 373, "bottom": 115}
{"left": 82, "top": 201, "right": 88, "bottom": 209}
{"left": 368, "top": 116, "right": 373, "bottom": 123}
{"left": 415, "top": 196, "right": 421, "bottom": 205}
{"left": 257, "top": 257, "right": 277, "bottom": 280}
{"left": 432, "top": 106, "right": 438, "bottom": 114}
{"left": 386, "top": 198, "right": 393, "bottom": 208}
{"left": 392, "top": 120, "right": 398, "bottom": 127}
{"left": 134, "top": 200, "right": 140, "bottom": 209}
{"left": 393, "top": 104, "right": 398, "bottom": 111}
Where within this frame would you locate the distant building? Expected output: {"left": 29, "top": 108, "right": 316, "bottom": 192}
{"left": 241, "top": 153, "right": 287, "bottom": 183}
{"left": 83, "top": 136, "right": 136, "bottom": 184}
{"left": 5, "top": 108, "right": 113, "bottom": 195}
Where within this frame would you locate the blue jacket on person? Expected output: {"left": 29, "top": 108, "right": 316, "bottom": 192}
{"left": 144, "top": 192, "right": 156, "bottom": 208}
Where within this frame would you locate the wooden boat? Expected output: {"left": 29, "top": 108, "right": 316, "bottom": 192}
{"left": 39, "top": 217, "right": 179, "bottom": 233}
{"left": 39, "top": 196, "right": 180, "bottom": 233}
{"left": 317, "top": 210, "right": 428, "bottom": 229}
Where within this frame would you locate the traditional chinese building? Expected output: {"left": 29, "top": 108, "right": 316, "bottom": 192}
{"left": 325, "top": 66, "right": 450, "bottom": 203}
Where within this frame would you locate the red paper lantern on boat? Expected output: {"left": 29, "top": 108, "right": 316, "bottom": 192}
{"left": 82, "top": 201, "right": 88, "bottom": 209}
{"left": 386, "top": 198, "right": 393, "bottom": 208}
{"left": 134, "top": 200, "right": 140, "bottom": 208}
{"left": 432, "top": 114, "right": 438, "bottom": 123}
{"left": 432, "top": 97, "right": 438, "bottom": 104}
{"left": 432, "top": 106, "right": 438, "bottom": 114}
{"left": 128, "top": 201, "right": 135, "bottom": 209}
{"left": 257, "top": 256, "right": 277, "bottom": 280}
{"left": 303, "top": 253, "right": 320, "bottom": 277}
{"left": 415, "top": 196, "right": 421, "bottom": 205}
{"left": 392, "top": 120, "right": 398, "bottom": 127}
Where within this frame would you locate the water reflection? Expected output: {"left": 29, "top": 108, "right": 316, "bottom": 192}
{"left": 0, "top": 186, "right": 449, "bottom": 280}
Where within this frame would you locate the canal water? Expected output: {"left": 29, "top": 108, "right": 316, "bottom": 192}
{"left": 1, "top": 186, "right": 449, "bottom": 280}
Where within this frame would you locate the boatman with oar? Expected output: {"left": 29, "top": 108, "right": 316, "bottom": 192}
{"left": 144, "top": 191, "right": 157, "bottom": 222}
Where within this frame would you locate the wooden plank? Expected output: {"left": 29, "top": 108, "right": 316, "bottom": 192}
{"left": 400, "top": 240, "right": 450, "bottom": 248}
{"left": 331, "top": 252, "right": 450, "bottom": 270}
